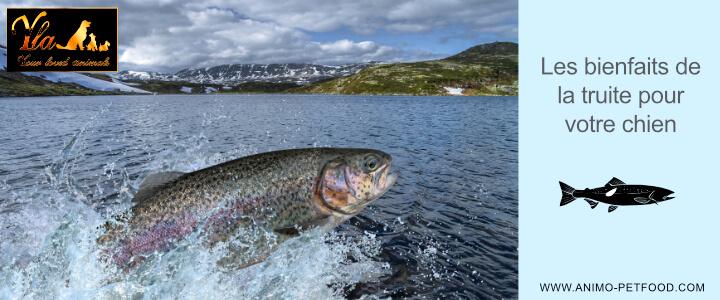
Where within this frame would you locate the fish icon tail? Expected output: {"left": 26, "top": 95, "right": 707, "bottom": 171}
{"left": 559, "top": 181, "right": 576, "bottom": 206}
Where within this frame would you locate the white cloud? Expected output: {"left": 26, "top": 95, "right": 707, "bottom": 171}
{"left": 385, "top": 23, "right": 432, "bottom": 34}
{"left": 117, "top": 8, "right": 410, "bottom": 72}
{"left": 202, "top": 0, "right": 517, "bottom": 37}
{"left": 0, "top": 0, "right": 517, "bottom": 72}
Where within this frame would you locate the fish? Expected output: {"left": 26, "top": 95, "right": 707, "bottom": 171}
{"left": 98, "top": 148, "right": 398, "bottom": 270}
{"left": 559, "top": 177, "right": 674, "bottom": 213}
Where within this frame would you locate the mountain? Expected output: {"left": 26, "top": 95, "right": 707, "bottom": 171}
{"left": 444, "top": 41, "right": 518, "bottom": 62}
{"left": 114, "top": 62, "right": 385, "bottom": 85}
{"left": 2, "top": 42, "right": 517, "bottom": 96}
{"left": 114, "top": 71, "right": 176, "bottom": 81}
{"left": 289, "top": 42, "right": 518, "bottom": 96}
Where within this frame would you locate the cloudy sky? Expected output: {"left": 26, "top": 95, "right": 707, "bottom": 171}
{"left": 1, "top": 0, "right": 517, "bottom": 73}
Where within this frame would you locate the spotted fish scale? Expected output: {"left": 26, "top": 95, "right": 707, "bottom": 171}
{"left": 99, "top": 148, "right": 398, "bottom": 270}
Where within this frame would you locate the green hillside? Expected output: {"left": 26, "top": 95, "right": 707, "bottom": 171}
{"left": 220, "top": 81, "right": 300, "bottom": 94}
{"left": 0, "top": 71, "right": 132, "bottom": 97}
{"left": 289, "top": 42, "right": 518, "bottom": 96}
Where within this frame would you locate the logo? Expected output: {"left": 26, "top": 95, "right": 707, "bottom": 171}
{"left": 6, "top": 8, "right": 118, "bottom": 72}
{"left": 559, "top": 177, "right": 674, "bottom": 212}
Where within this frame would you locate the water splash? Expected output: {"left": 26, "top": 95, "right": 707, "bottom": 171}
{"left": 0, "top": 114, "right": 388, "bottom": 299}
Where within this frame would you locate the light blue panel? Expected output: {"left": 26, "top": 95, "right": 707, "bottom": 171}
{"left": 520, "top": 1, "right": 718, "bottom": 299}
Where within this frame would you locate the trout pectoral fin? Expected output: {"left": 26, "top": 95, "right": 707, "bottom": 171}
{"left": 273, "top": 217, "right": 331, "bottom": 237}
{"left": 274, "top": 227, "right": 302, "bottom": 237}
{"left": 634, "top": 197, "right": 651, "bottom": 204}
{"left": 132, "top": 171, "right": 186, "bottom": 203}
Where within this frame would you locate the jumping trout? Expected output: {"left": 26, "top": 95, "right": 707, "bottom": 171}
{"left": 99, "top": 148, "right": 398, "bottom": 269}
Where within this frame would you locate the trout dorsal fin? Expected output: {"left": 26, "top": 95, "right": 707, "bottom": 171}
{"left": 132, "top": 171, "right": 186, "bottom": 203}
{"left": 605, "top": 177, "right": 625, "bottom": 187}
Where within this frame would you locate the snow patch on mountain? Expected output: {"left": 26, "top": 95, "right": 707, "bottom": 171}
{"left": 1, "top": 48, "right": 148, "bottom": 93}
{"left": 114, "top": 70, "right": 176, "bottom": 81}
{"left": 113, "top": 62, "right": 386, "bottom": 85}
{"left": 30, "top": 72, "right": 149, "bottom": 93}
{"left": 112, "top": 77, "right": 140, "bottom": 86}
{"left": 443, "top": 87, "right": 464, "bottom": 95}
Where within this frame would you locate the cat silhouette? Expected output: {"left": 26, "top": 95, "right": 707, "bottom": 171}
{"left": 86, "top": 33, "right": 98, "bottom": 51}
{"left": 56, "top": 20, "right": 91, "bottom": 50}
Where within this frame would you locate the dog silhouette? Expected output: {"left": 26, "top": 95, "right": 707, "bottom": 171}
{"left": 98, "top": 41, "right": 110, "bottom": 52}
{"left": 86, "top": 33, "right": 98, "bottom": 51}
{"left": 56, "top": 20, "right": 91, "bottom": 50}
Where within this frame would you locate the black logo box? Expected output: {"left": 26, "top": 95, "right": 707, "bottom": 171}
{"left": 6, "top": 8, "right": 118, "bottom": 72}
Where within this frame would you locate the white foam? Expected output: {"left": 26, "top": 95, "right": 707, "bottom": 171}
{"left": 0, "top": 123, "right": 388, "bottom": 298}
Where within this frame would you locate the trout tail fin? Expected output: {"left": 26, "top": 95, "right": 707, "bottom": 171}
{"left": 559, "top": 181, "right": 576, "bottom": 206}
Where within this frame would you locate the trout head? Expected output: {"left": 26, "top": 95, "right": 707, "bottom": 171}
{"left": 651, "top": 187, "right": 675, "bottom": 202}
{"left": 317, "top": 150, "right": 398, "bottom": 216}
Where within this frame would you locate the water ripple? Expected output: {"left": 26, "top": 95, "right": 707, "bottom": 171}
{"left": 0, "top": 94, "right": 517, "bottom": 299}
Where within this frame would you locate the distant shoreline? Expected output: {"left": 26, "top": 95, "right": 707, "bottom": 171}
{"left": 2, "top": 42, "right": 518, "bottom": 97}
{"left": 0, "top": 92, "right": 518, "bottom": 98}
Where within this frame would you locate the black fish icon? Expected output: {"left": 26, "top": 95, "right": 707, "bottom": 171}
{"left": 559, "top": 177, "right": 674, "bottom": 212}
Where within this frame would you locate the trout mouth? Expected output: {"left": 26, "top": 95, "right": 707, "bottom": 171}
{"left": 347, "top": 162, "right": 398, "bottom": 204}
{"left": 373, "top": 164, "right": 398, "bottom": 199}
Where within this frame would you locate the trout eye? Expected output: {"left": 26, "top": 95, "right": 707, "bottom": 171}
{"left": 363, "top": 155, "right": 380, "bottom": 172}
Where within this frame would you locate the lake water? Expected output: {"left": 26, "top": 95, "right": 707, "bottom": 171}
{"left": 0, "top": 94, "right": 517, "bottom": 299}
